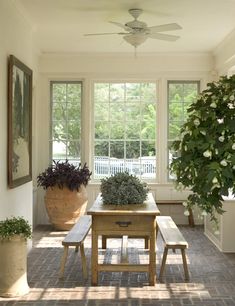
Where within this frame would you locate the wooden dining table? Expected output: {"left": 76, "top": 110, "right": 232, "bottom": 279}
{"left": 87, "top": 192, "right": 160, "bottom": 285}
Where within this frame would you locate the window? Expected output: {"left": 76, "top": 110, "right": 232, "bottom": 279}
{"left": 168, "top": 80, "right": 200, "bottom": 178}
{"left": 93, "top": 82, "right": 157, "bottom": 179}
{"left": 50, "top": 81, "right": 82, "bottom": 164}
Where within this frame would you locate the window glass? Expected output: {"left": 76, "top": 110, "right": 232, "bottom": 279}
{"left": 168, "top": 81, "right": 200, "bottom": 179}
{"left": 50, "top": 81, "right": 82, "bottom": 165}
{"left": 94, "top": 82, "right": 157, "bottom": 179}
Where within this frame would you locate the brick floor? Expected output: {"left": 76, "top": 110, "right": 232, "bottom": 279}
{"left": 0, "top": 226, "right": 235, "bottom": 305}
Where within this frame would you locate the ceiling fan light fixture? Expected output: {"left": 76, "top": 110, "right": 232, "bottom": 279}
{"left": 123, "top": 33, "right": 147, "bottom": 47}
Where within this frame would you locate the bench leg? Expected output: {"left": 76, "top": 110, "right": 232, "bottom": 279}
{"left": 159, "top": 247, "right": 168, "bottom": 281}
{"left": 181, "top": 248, "right": 189, "bottom": 280}
{"left": 75, "top": 246, "right": 78, "bottom": 252}
{"left": 59, "top": 246, "right": 69, "bottom": 278}
{"left": 80, "top": 243, "right": 88, "bottom": 279}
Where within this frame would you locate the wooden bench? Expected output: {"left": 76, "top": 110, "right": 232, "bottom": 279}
{"left": 59, "top": 215, "right": 91, "bottom": 279}
{"left": 156, "top": 216, "right": 189, "bottom": 281}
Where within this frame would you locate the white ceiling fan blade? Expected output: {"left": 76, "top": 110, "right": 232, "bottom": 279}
{"left": 148, "top": 33, "right": 180, "bottom": 41}
{"left": 148, "top": 23, "right": 182, "bottom": 33}
{"left": 84, "top": 32, "right": 126, "bottom": 36}
{"left": 109, "top": 21, "right": 131, "bottom": 31}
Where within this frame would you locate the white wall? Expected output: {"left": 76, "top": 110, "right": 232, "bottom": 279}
{"left": 0, "top": 1, "right": 39, "bottom": 230}
{"left": 214, "top": 28, "right": 235, "bottom": 75}
{"left": 35, "top": 52, "right": 214, "bottom": 225}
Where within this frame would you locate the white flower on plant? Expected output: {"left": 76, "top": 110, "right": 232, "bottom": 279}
{"left": 232, "top": 143, "right": 235, "bottom": 150}
{"left": 200, "top": 130, "right": 206, "bottom": 136}
{"left": 220, "top": 160, "right": 227, "bottom": 167}
{"left": 203, "top": 150, "right": 212, "bottom": 158}
{"left": 210, "top": 102, "right": 217, "bottom": 108}
{"left": 201, "top": 211, "right": 207, "bottom": 216}
{"left": 182, "top": 202, "right": 188, "bottom": 207}
{"left": 218, "top": 118, "right": 224, "bottom": 124}
{"left": 218, "top": 136, "right": 225, "bottom": 142}
{"left": 194, "top": 118, "right": 200, "bottom": 126}
{"left": 212, "top": 177, "right": 218, "bottom": 184}
{"left": 184, "top": 210, "right": 190, "bottom": 216}
{"left": 215, "top": 149, "right": 219, "bottom": 155}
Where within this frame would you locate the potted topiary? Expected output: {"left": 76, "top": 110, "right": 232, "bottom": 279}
{"left": 0, "top": 216, "right": 32, "bottom": 298}
{"left": 37, "top": 160, "right": 92, "bottom": 230}
{"left": 100, "top": 172, "right": 149, "bottom": 205}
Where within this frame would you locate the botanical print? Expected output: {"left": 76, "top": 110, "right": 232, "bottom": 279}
{"left": 8, "top": 55, "right": 32, "bottom": 188}
{"left": 12, "top": 65, "right": 30, "bottom": 180}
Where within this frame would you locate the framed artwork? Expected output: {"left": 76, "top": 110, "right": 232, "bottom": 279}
{"left": 8, "top": 55, "right": 33, "bottom": 188}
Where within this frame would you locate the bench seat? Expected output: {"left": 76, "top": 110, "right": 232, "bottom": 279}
{"left": 59, "top": 215, "right": 91, "bottom": 279}
{"left": 156, "top": 216, "right": 189, "bottom": 281}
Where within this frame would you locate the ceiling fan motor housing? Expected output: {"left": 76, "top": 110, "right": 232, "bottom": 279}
{"left": 125, "top": 20, "right": 147, "bottom": 32}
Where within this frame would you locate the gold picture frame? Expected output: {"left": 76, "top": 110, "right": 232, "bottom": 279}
{"left": 8, "top": 55, "right": 33, "bottom": 188}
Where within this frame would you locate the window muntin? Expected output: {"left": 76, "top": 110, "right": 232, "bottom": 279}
{"left": 168, "top": 81, "right": 200, "bottom": 179}
{"left": 50, "top": 81, "right": 82, "bottom": 164}
{"left": 93, "top": 82, "right": 157, "bottom": 179}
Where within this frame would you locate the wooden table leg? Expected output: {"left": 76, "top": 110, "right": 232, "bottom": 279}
{"left": 149, "top": 223, "right": 156, "bottom": 285}
{"left": 101, "top": 235, "right": 107, "bottom": 249}
{"left": 144, "top": 236, "right": 149, "bottom": 249}
{"left": 80, "top": 243, "right": 88, "bottom": 279}
{"left": 91, "top": 229, "right": 98, "bottom": 285}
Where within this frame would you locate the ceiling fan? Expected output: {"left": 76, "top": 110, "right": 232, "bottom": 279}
{"left": 84, "top": 8, "right": 182, "bottom": 48}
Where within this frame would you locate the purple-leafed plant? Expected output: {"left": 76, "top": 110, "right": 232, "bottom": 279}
{"left": 37, "top": 160, "right": 92, "bottom": 191}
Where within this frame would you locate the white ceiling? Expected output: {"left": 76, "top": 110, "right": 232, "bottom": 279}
{"left": 17, "top": 0, "right": 235, "bottom": 54}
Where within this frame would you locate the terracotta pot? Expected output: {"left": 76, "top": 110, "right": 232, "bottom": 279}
{"left": 44, "top": 184, "right": 88, "bottom": 230}
{"left": 0, "top": 235, "right": 29, "bottom": 297}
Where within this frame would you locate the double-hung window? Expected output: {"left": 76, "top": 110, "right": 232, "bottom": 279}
{"left": 93, "top": 82, "right": 157, "bottom": 179}
{"left": 168, "top": 80, "right": 200, "bottom": 179}
{"left": 50, "top": 81, "right": 82, "bottom": 165}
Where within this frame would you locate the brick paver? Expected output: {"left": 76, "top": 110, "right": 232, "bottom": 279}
{"left": 0, "top": 226, "right": 235, "bottom": 305}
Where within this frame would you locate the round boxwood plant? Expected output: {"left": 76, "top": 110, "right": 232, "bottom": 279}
{"left": 100, "top": 172, "right": 149, "bottom": 205}
{"left": 170, "top": 75, "right": 235, "bottom": 229}
{"left": 0, "top": 217, "right": 32, "bottom": 240}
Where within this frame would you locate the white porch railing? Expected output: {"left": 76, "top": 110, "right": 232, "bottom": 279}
{"left": 53, "top": 156, "right": 156, "bottom": 179}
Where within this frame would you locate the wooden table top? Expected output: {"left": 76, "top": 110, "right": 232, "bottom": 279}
{"left": 87, "top": 192, "right": 160, "bottom": 216}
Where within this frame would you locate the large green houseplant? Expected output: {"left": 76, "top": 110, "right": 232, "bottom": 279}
{"left": 170, "top": 75, "right": 235, "bottom": 229}
{"left": 37, "top": 160, "right": 92, "bottom": 230}
{"left": 0, "top": 217, "right": 32, "bottom": 297}
{"left": 100, "top": 172, "right": 149, "bottom": 205}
